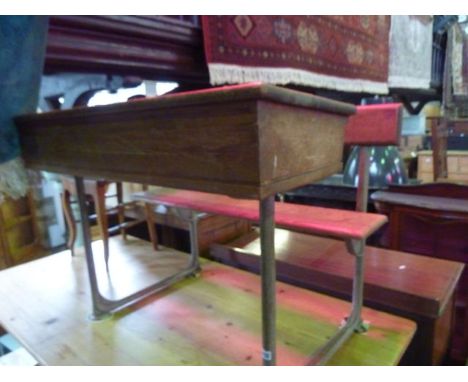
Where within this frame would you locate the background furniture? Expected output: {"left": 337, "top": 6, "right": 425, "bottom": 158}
{"left": 210, "top": 229, "right": 463, "bottom": 365}
{"left": 42, "top": 16, "right": 448, "bottom": 110}
{"left": 61, "top": 177, "right": 149, "bottom": 266}
{"left": 372, "top": 182, "right": 468, "bottom": 363}
{"left": 418, "top": 150, "right": 468, "bottom": 183}
{"left": 430, "top": 21, "right": 468, "bottom": 182}
{"left": 0, "top": 192, "right": 44, "bottom": 269}
{"left": 143, "top": 201, "right": 251, "bottom": 255}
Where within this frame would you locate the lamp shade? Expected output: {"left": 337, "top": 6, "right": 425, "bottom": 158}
{"left": 343, "top": 146, "right": 408, "bottom": 188}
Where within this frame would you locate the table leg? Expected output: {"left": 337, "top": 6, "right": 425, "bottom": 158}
{"left": 94, "top": 184, "right": 110, "bottom": 269}
{"left": 144, "top": 203, "right": 159, "bottom": 251}
{"left": 260, "top": 195, "right": 276, "bottom": 366}
{"left": 188, "top": 213, "right": 201, "bottom": 272}
{"left": 61, "top": 189, "right": 76, "bottom": 256}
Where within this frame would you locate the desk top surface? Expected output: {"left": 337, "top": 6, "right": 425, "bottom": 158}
{"left": 0, "top": 236, "right": 415, "bottom": 366}
{"left": 16, "top": 82, "right": 355, "bottom": 123}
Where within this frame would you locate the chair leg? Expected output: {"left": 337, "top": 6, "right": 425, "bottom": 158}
{"left": 144, "top": 203, "right": 159, "bottom": 251}
{"left": 61, "top": 190, "right": 76, "bottom": 256}
{"left": 94, "top": 184, "right": 110, "bottom": 268}
{"left": 116, "top": 182, "right": 127, "bottom": 241}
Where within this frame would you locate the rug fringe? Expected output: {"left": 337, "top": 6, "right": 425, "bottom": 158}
{"left": 388, "top": 75, "right": 431, "bottom": 89}
{"left": 208, "top": 63, "right": 389, "bottom": 94}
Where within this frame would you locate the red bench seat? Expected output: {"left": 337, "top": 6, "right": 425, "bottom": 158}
{"left": 134, "top": 189, "right": 388, "bottom": 241}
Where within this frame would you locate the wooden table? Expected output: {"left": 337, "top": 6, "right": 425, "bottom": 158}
{"left": 0, "top": 236, "right": 416, "bottom": 366}
{"left": 210, "top": 229, "right": 464, "bottom": 365}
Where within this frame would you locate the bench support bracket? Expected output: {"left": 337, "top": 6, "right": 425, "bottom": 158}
{"left": 307, "top": 238, "right": 367, "bottom": 365}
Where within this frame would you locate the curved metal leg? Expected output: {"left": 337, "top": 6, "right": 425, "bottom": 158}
{"left": 307, "top": 238, "right": 366, "bottom": 365}
{"left": 74, "top": 176, "right": 201, "bottom": 320}
{"left": 307, "top": 146, "right": 371, "bottom": 365}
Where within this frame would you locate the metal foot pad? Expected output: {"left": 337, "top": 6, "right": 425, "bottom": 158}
{"left": 88, "top": 312, "right": 113, "bottom": 322}
{"left": 340, "top": 316, "right": 370, "bottom": 333}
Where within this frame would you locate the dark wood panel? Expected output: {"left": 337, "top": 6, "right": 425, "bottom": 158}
{"left": 45, "top": 16, "right": 208, "bottom": 84}
{"left": 371, "top": 182, "right": 468, "bottom": 363}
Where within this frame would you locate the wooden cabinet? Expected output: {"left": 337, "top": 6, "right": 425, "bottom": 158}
{"left": 372, "top": 183, "right": 468, "bottom": 363}
{"left": 0, "top": 192, "right": 44, "bottom": 269}
{"left": 418, "top": 150, "right": 468, "bottom": 183}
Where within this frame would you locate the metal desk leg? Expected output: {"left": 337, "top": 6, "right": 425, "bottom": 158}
{"left": 75, "top": 176, "right": 109, "bottom": 320}
{"left": 187, "top": 212, "right": 201, "bottom": 273}
{"left": 307, "top": 238, "right": 367, "bottom": 365}
{"left": 260, "top": 196, "right": 276, "bottom": 366}
{"left": 307, "top": 146, "right": 370, "bottom": 364}
{"left": 305, "top": 148, "right": 370, "bottom": 364}
{"left": 74, "top": 176, "right": 201, "bottom": 320}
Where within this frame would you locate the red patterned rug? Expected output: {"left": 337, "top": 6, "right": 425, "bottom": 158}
{"left": 202, "top": 16, "right": 390, "bottom": 94}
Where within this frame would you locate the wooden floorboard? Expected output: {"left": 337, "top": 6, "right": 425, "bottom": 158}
{"left": 0, "top": 236, "right": 416, "bottom": 366}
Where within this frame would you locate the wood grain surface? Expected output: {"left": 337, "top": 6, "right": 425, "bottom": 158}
{"left": 0, "top": 236, "right": 415, "bottom": 366}
{"left": 210, "top": 229, "right": 464, "bottom": 319}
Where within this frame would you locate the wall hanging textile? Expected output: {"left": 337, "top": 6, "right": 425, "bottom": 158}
{"left": 451, "top": 21, "right": 468, "bottom": 96}
{"left": 202, "top": 16, "right": 390, "bottom": 94}
{"left": 388, "top": 16, "right": 433, "bottom": 89}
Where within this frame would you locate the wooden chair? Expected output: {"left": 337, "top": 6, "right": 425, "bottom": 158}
{"left": 60, "top": 177, "right": 152, "bottom": 267}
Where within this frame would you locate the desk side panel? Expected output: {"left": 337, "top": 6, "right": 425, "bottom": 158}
{"left": 257, "top": 101, "right": 346, "bottom": 197}
{"left": 18, "top": 101, "right": 262, "bottom": 197}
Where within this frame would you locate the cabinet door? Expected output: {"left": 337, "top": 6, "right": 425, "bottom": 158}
{"left": 0, "top": 193, "right": 42, "bottom": 268}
